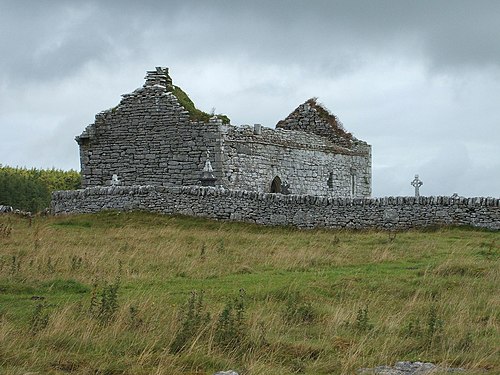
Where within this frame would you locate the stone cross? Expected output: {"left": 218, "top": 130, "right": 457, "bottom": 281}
{"left": 411, "top": 174, "right": 423, "bottom": 197}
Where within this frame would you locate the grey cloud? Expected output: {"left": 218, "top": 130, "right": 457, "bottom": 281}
{"left": 3, "top": 0, "right": 499, "bottom": 87}
{"left": 1, "top": 0, "right": 498, "bottom": 197}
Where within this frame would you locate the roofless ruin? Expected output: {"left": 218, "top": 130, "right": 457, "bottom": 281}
{"left": 76, "top": 67, "right": 371, "bottom": 197}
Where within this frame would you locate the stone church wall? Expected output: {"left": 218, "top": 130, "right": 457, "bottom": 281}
{"left": 220, "top": 125, "right": 371, "bottom": 197}
{"left": 77, "top": 85, "right": 223, "bottom": 188}
{"left": 77, "top": 67, "right": 371, "bottom": 198}
{"left": 52, "top": 186, "right": 499, "bottom": 231}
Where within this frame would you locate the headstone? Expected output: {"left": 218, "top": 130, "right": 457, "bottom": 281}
{"left": 199, "top": 150, "right": 217, "bottom": 186}
{"left": 383, "top": 208, "right": 399, "bottom": 222}
{"left": 281, "top": 180, "right": 291, "bottom": 195}
{"left": 411, "top": 174, "right": 423, "bottom": 197}
{"left": 253, "top": 123, "right": 262, "bottom": 135}
{"left": 111, "top": 174, "right": 120, "bottom": 186}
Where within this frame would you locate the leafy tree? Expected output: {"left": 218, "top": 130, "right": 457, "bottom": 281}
{"left": 0, "top": 165, "right": 81, "bottom": 212}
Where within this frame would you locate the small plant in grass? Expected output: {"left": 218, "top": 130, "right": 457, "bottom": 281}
{"left": 29, "top": 302, "right": 49, "bottom": 334}
{"left": 283, "top": 291, "right": 316, "bottom": 324}
{"left": 170, "top": 290, "right": 210, "bottom": 354}
{"left": 331, "top": 234, "right": 340, "bottom": 246}
{"left": 10, "top": 255, "right": 20, "bottom": 275}
{"left": 128, "top": 305, "right": 143, "bottom": 329}
{"left": 200, "top": 242, "right": 206, "bottom": 259}
{"left": 46, "top": 257, "right": 55, "bottom": 273}
{"left": 425, "top": 305, "right": 443, "bottom": 346}
{"left": 70, "top": 255, "right": 83, "bottom": 271}
{"left": 402, "top": 306, "right": 444, "bottom": 348}
{"left": 217, "top": 239, "right": 226, "bottom": 254}
{"left": 0, "top": 223, "right": 12, "bottom": 238}
{"left": 354, "top": 306, "right": 373, "bottom": 332}
{"left": 89, "top": 280, "right": 120, "bottom": 325}
{"left": 214, "top": 289, "right": 248, "bottom": 350}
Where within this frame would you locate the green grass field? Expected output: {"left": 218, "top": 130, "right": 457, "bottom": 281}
{"left": 0, "top": 212, "right": 498, "bottom": 374}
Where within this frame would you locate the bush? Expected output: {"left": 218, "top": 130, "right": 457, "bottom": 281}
{"left": 0, "top": 165, "right": 80, "bottom": 212}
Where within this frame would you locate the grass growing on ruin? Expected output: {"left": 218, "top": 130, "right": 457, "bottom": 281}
{"left": 0, "top": 211, "right": 498, "bottom": 374}
{"left": 171, "top": 85, "right": 230, "bottom": 124}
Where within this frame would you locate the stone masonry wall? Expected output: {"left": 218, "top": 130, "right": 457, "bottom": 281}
{"left": 52, "top": 186, "right": 499, "bottom": 231}
{"left": 220, "top": 126, "right": 371, "bottom": 197}
{"left": 77, "top": 67, "right": 371, "bottom": 198}
{"left": 276, "top": 99, "right": 365, "bottom": 150}
{"left": 77, "top": 83, "right": 223, "bottom": 188}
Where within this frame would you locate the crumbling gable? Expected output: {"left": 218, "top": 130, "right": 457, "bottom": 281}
{"left": 76, "top": 68, "right": 226, "bottom": 188}
{"left": 276, "top": 98, "right": 356, "bottom": 149}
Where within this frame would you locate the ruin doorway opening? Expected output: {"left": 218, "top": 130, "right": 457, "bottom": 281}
{"left": 270, "top": 176, "right": 282, "bottom": 193}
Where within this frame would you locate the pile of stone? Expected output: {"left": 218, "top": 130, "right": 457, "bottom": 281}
{"left": 0, "top": 205, "right": 13, "bottom": 213}
{"left": 212, "top": 362, "right": 469, "bottom": 375}
{"left": 357, "top": 361, "right": 465, "bottom": 374}
{"left": 0, "top": 205, "right": 32, "bottom": 217}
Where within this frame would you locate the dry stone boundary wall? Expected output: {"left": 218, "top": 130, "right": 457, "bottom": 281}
{"left": 51, "top": 186, "right": 499, "bottom": 231}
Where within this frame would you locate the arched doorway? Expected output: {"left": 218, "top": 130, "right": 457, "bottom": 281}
{"left": 270, "top": 176, "right": 282, "bottom": 193}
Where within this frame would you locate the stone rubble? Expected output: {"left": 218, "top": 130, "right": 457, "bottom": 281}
{"left": 0, "top": 205, "right": 32, "bottom": 217}
{"left": 357, "top": 361, "right": 465, "bottom": 374}
{"left": 0, "top": 205, "right": 13, "bottom": 213}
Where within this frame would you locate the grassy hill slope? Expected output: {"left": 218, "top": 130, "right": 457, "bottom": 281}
{"left": 0, "top": 212, "right": 498, "bottom": 374}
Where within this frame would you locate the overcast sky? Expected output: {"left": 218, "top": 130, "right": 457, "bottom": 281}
{"left": 1, "top": 0, "right": 499, "bottom": 197}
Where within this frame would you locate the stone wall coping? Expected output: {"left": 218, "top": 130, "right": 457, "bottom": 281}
{"left": 52, "top": 185, "right": 500, "bottom": 208}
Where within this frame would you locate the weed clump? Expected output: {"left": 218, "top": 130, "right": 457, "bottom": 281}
{"left": 354, "top": 306, "right": 373, "bottom": 332}
{"left": 29, "top": 302, "right": 49, "bottom": 334}
{"left": 89, "top": 280, "right": 120, "bottom": 325}
{"left": 402, "top": 305, "right": 444, "bottom": 348}
{"left": 214, "top": 289, "right": 247, "bottom": 350}
{"left": 0, "top": 223, "right": 12, "bottom": 238}
{"left": 283, "top": 291, "right": 316, "bottom": 324}
{"left": 170, "top": 85, "right": 230, "bottom": 124}
{"left": 170, "top": 291, "right": 210, "bottom": 354}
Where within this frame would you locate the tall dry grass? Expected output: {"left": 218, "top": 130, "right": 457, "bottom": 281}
{"left": 0, "top": 211, "right": 498, "bottom": 374}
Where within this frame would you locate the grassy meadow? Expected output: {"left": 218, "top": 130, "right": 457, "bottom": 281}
{"left": 0, "top": 211, "right": 498, "bottom": 374}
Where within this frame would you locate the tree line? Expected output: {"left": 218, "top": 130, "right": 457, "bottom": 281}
{"left": 0, "top": 165, "right": 81, "bottom": 212}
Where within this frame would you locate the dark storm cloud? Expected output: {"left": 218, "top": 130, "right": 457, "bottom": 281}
{"left": 152, "top": 0, "right": 500, "bottom": 72}
{"left": 3, "top": 0, "right": 499, "bottom": 86}
{"left": 0, "top": 1, "right": 161, "bottom": 84}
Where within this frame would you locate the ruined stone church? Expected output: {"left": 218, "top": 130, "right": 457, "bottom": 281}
{"left": 76, "top": 67, "right": 371, "bottom": 197}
